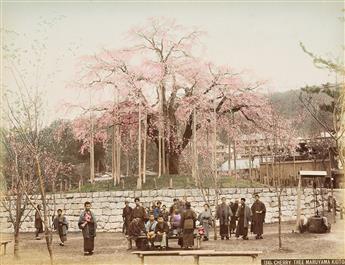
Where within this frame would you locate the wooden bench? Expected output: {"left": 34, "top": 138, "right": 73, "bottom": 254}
{"left": 1, "top": 241, "right": 11, "bottom": 256}
{"left": 179, "top": 250, "right": 263, "bottom": 265}
{"left": 132, "top": 250, "right": 262, "bottom": 265}
{"left": 127, "top": 233, "right": 201, "bottom": 250}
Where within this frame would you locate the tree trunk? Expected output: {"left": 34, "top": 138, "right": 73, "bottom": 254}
{"left": 168, "top": 152, "right": 179, "bottom": 174}
{"left": 14, "top": 227, "right": 19, "bottom": 258}
{"left": 35, "top": 156, "right": 53, "bottom": 265}
{"left": 278, "top": 191, "right": 282, "bottom": 250}
{"left": 14, "top": 192, "right": 21, "bottom": 259}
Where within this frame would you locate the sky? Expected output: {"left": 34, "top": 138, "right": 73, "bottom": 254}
{"left": 2, "top": 1, "right": 344, "bottom": 124}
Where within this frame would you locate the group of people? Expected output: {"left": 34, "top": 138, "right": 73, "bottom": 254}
{"left": 34, "top": 202, "right": 97, "bottom": 256}
{"left": 124, "top": 197, "right": 198, "bottom": 249}
{"left": 215, "top": 194, "right": 266, "bottom": 240}
{"left": 122, "top": 194, "right": 267, "bottom": 250}
{"left": 33, "top": 194, "right": 266, "bottom": 255}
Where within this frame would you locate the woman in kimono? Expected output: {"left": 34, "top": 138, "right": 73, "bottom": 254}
{"left": 53, "top": 209, "right": 68, "bottom": 246}
{"left": 198, "top": 204, "right": 212, "bottom": 241}
{"left": 78, "top": 201, "right": 97, "bottom": 255}
{"left": 180, "top": 202, "right": 197, "bottom": 249}
{"left": 34, "top": 205, "right": 43, "bottom": 240}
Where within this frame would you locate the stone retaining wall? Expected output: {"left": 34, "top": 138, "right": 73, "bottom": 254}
{"left": 1, "top": 188, "right": 340, "bottom": 233}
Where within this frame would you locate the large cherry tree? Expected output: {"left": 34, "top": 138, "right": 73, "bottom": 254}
{"left": 73, "top": 17, "right": 269, "bottom": 175}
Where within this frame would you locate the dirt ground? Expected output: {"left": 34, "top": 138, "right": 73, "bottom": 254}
{"left": 1, "top": 216, "right": 344, "bottom": 265}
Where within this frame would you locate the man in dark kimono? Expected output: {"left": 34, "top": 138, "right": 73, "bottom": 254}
{"left": 122, "top": 200, "right": 133, "bottom": 235}
{"left": 53, "top": 209, "right": 68, "bottom": 246}
{"left": 78, "top": 201, "right": 97, "bottom": 255}
{"left": 216, "top": 197, "right": 233, "bottom": 240}
{"left": 161, "top": 205, "right": 169, "bottom": 222}
{"left": 128, "top": 217, "right": 147, "bottom": 250}
{"left": 235, "top": 198, "right": 252, "bottom": 240}
{"left": 180, "top": 202, "right": 197, "bottom": 249}
{"left": 230, "top": 199, "right": 239, "bottom": 236}
{"left": 251, "top": 194, "right": 266, "bottom": 239}
{"left": 132, "top": 197, "right": 147, "bottom": 223}
{"left": 34, "top": 204, "right": 43, "bottom": 240}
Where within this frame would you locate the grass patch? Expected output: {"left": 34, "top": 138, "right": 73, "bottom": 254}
{"left": 69, "top": 174, "right": 269, "bottom": 193}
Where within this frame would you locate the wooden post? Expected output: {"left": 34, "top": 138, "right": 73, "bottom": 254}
{"left": 169, "top": 177, "right": 173, "bottom": 189}
{"left": 213, "top": 98, "right": 218, "bottom": 188}
{"left": 116, "top": 89, "right": 121, "bottom": 185}
{"left": 116, "top": 125, "right": 121, "bottom": 184}
{"left": 158, "top": 84, "right": 163, "bottom": 178}
{"left": 228, "top": 134, "right": 232, "bottom": 177}
{"left": 232, "top": 111, "right": 237, "bottom": 179}
{"left": 137, "top": 101, "right": 142, "bottom": 189}
{"left": 143, "top": 111, "right": 147, "bottom": 184}
{"left": 112, "top": 90, "right": 117, "bottom": 186}
{"left": 90, "top": 108, "right": 95, "bottom": 184}
{"left": 295, "top": 172, "right": 302, "bottom": 232}
{"left": 329, "top": 149, "right": 336, "bottom": 224}
{"left": 112, "top": 124, "right": 117, "bottom": 186}
{"left": 249, "top": 141, "right": 252, "bottom": 181}
{"left": 192, "top": 107, "right": 198, "bottom": 185}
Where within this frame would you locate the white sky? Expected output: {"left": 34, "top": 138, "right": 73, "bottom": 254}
{"left": 2, "top": 1, "right": 344, "bottom": 124}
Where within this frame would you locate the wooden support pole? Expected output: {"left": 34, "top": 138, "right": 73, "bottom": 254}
{"left": 137, "top": 101, "right": 142, "bottom": 190}
{"left": 143, "top": 111, "right": 147, "bottom": 184}
{"left": 295, "top": 172, "right": 302, "bottom": 232}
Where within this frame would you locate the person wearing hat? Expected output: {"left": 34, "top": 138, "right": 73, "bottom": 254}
{"left": 251, "top": 194, "right": 266, "bottom": 239}
{"left": 235, "top": 198, "right": 252, "bottom": 240}
{"left": 122, "top": 200, "right": 133, "bottom": 235}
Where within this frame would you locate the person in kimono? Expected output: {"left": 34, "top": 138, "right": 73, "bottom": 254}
{"left": 251, "top": 194, "right": 266, "bottom": 239}
{"left": 180, "top": 202, "right": 197, "bottom": 249}
{"left": 132, "top": 197, "right": 147, "bottom": 224}
{"left": 170, "top": 208, "right": 182, "bottom": 237}
{"left": 235, "top": 198, "right": 252, "bottom": 240}
{"left": 216, "top": 197, "right": 233, "bottom": 240}
{"left": 169, "top": 198, "right": 179, "bottom": 216}
{"left": 128, "top": 217, "right": 146, "bottom": 249}
{"left": 230, "top": 199, "right": 239, "bottom": 235}
{"left": 154, "top": 215, "right": 169, "bottom": 249}
{"left": 34, "top": 204, "right": 43, "bottom": 240}
{"left": 198, "top": 204, "right": 212, "bottom": 241}
{"left": 145, "top": 214, "right": 158, "bottom": 248}
{"left": 153, "top": 201, "right": 162, "bottom": 220}
{"left": 161, "top": 205, "right": 169, "bottom": 222}
{"left": 122, "top": 200, "right": 133, "bottom": 235}
{"left": 53, "top": 209, "right": 68, "bottom": 246}
{"left": 78, "top": 201, "right": 97, "bottom": 255}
